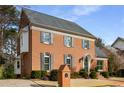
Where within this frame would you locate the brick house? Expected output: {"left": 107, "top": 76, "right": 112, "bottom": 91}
{"left": 17, "top": 8, "right": 108, "bottom": 76}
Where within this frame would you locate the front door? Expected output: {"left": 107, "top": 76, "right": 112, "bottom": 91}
{"left": 84, "top": 56, "right": 89, "bottom": 72}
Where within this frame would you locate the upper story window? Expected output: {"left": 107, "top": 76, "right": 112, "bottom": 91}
{"left": 97, "top": 60, "right": 103, "bottom": 71}
{"left": 64, "top": 54, "right": 72, "bottom": 67}
{"left": 64, "top": 36, "right": 73, "bottom": 47}
{"left": 82, "top": 40, "right": 90, "bottom": 49}
{"left": 41, "top": 32, "right": 52, "bottom": 44}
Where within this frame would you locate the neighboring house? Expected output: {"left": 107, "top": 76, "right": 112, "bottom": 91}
{"left": 17, "top": 8, "right": 108, "bottom": 76}
{"left": 111, "top": 37, "right": 124, "bottom": 76}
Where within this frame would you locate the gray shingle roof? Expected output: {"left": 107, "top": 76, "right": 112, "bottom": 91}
{"left": 96, "top": 47, "right": 107, "bottom": 58}
{"left": 22, "top": 8, "right": 96, "bottom": 39}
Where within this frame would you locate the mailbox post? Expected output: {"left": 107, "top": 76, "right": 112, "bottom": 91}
{"left": 58, "top": 64, "right": 70, "bottom": 87}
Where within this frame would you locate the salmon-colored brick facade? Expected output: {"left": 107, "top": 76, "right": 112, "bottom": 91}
{"left": 20, "top": 26, "right": 108, "bottom": 76}
{"left": 18, "top": 11, "right": 108, "bottom": 77}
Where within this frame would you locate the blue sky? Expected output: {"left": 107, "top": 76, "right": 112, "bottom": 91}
{"left": 25, "top": 5, "right": 124, "bottom": 45}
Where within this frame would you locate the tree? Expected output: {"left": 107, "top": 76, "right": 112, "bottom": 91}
{"left": 108, "top": 54, "right": 115, "bottom": 76}
{"left": 95, "top": 38, "right": 105, "bottom": 48}
{"left": 0, "top": 5, "right": 19, "bottom": 64}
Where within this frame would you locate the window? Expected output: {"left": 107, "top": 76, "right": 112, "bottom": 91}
{"left": 64, "top": 36, "right": 73, "bottom": 47}
{"left": 20, "top": 34, "right": 23, "bottom": 46}
{"left": 82, "top": 40, "right": 90, "bottom": 49}
{"left": 64, "top": 55, "right": 72, "bottom": 67}
{"left": 43, "top": 53, "right": 51, "bottom": 71}
{"left": 97, "top": 60, "right": 103, "bottom": 71}
{"left": 41, "top": 32, "right": 52, "bottom": 44}
{"left": 17, "top": 61, "right": 20, "bottom": 69}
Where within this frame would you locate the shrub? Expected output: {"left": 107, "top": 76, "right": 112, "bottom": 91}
{"left": 49, "top": 69, "right": 58, "bottom": 81}
{"left": 109, "top": 72, "right": 116, "bottom": 77}
{"left": 79, "top": 69, "right": 88, "bottom": 79}
{"left": 89, "top": 71, "right": 97, "bottom": 79}
{"left": 4, "top": 64, "right": 15, "bottom": 79}
{"left": 41, "top": 71, "right": 47, "bottom": 78}
{"left": 100, "top": 72, "right": 109, "bottom": 78}
{"left": 31, "top": 71, "right": 41, "bottom": 79}
{"left": 0, "top": 65, "right": 5, "bottom": 79}
{"left": 71, "top": 72, "right": 79, "bottom": 79}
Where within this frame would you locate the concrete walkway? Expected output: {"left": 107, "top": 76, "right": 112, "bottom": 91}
{"left": 0, "top": 79, "right": 40, "bottom": 87}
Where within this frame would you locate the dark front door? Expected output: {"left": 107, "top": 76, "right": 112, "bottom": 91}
{"left": 84, "top": 56, "right": 89, "bottom": 72}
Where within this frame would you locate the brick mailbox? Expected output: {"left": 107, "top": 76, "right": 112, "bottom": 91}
{"left": 58, "top": 64, "right": 71, "bottom": 87}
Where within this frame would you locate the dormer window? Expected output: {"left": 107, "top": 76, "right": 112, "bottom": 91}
{"left": 64, "top": 36, "right": 73, "bottom": 47}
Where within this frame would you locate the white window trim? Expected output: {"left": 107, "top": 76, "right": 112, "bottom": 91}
{"left": 97, "top": 60, "right": 104, "bottom": 71}
{"left": 64, "top": 36, "right": 73, "bottom": 47}
{"left": 43, "top": 53, "right": 51, "bottom": 71}
{"left": 64, "top": 55, "right": 72, "bottom": 67}
{"left": 83, "top": 40, "right": 90, "bottom": 49}
{"left": 42, "top": 32, "right": 52, "bottom": 45}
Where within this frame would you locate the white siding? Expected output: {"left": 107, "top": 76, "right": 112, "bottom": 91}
{"left": 20, "top": 27, "right": 29, "bottom": 53}
{"left": 113, "top": 40, "right": 124, "bottom": 50}
{"left": 14, "top": 60, "right": 21, "bottom": 75}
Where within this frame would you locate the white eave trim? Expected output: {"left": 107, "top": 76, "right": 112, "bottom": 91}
{"left": 94, "top": 57, "right": 108, "bottom": 60}
{"left": 31, "top": 26, "right": 95, "bottom": 41}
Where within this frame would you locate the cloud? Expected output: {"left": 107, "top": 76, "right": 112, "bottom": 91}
{"left": 48, "top": 5, "right": 102, "bottom": 21}
{"left": 73, "top": 5, "right": 102, "bottom": 16}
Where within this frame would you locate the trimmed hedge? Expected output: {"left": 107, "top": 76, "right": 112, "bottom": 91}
{"left": 71, "top": 72, "right": 79, "bottom": 79}
{"left": 49, "top": 69, "right": 58, "bottom": 81}
{"left": 79, "top": 69, "right": 88, "bottom": 79}
{"left": 100, "top": 72, "right": 109, "bottom": 78}
{"left": 41, "top": 71, "right": 47, "bottom": 78}
{"left": 89, "top": 71, "right": 97, "bottom": 79}
{"left": 31, "top": 70, "right": 47, "bottom": 79}
{"left": 31, "top": 71, "right": 41, "bottom": 79}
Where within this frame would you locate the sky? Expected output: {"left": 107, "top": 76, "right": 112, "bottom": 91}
{"left": 23, "top": 5, "right": 124, "bottom": 45}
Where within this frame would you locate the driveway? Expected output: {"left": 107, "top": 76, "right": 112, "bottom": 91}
{"left": 0, "top": 79, "right": 40, "bottom": 87}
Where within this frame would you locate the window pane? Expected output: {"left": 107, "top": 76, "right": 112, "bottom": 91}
{"left": 43, "top": 32, "right": 51, "bottom": 43}
{"left": 44, "top": 53, "right": 51, "bottom": 70}
{"left": 65, "top": 55, "right": 72, "bottom": 67}
{"left": 67, "top": 59, "right": 71, "bottom": 64}
{"left": 45, "top": 57, "right": 49, "bottom": 64}
{"left": 65, "top": 36, "right": 72, "bottom": 47}
{"left": 97, "top": 60, "right": 103, "bottom": 70}
{"left": 83, "top": 40, "right": 90, "bottom": 49}
{"left": 44, "top": 64, "right": 49, "bottom": 70}
{"left": 17, "top": 61, "right": 20, "bottom": 69}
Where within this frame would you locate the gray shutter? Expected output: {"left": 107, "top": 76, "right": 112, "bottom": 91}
{"left": 88, "top": 41, "right": 90, "bottom": 49}
{"left": 72, "top": 56, "right": 75, "bottom": 68}
{"left": 82, "top": 40, "right": 85, "bottom": 48}
{"left": 50, "top": 54, "right": 54, "bottom": 70}
{"left": 72, "top": 37, "right": 74, "bottom": 47}
{"left": 64, "top": 54, "right": 67, "bottom": 64}
{"left": 51, "top": 33, "right": 53, "bottom": 44}
{"left": 40, "top": 32, "right": 44, "bottom": 43}
{"left": 64, "top": 36, "right": 66, "bottom": 46}
{"left": 40, "top": 53, "right": 44, "bottom": 70}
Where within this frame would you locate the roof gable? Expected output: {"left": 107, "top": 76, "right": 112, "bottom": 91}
{"left": 22, "top": 8, "right": 96, "bottom": 39}
{"left": 112, "top": 37, "right": 124, "bottom": 50}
